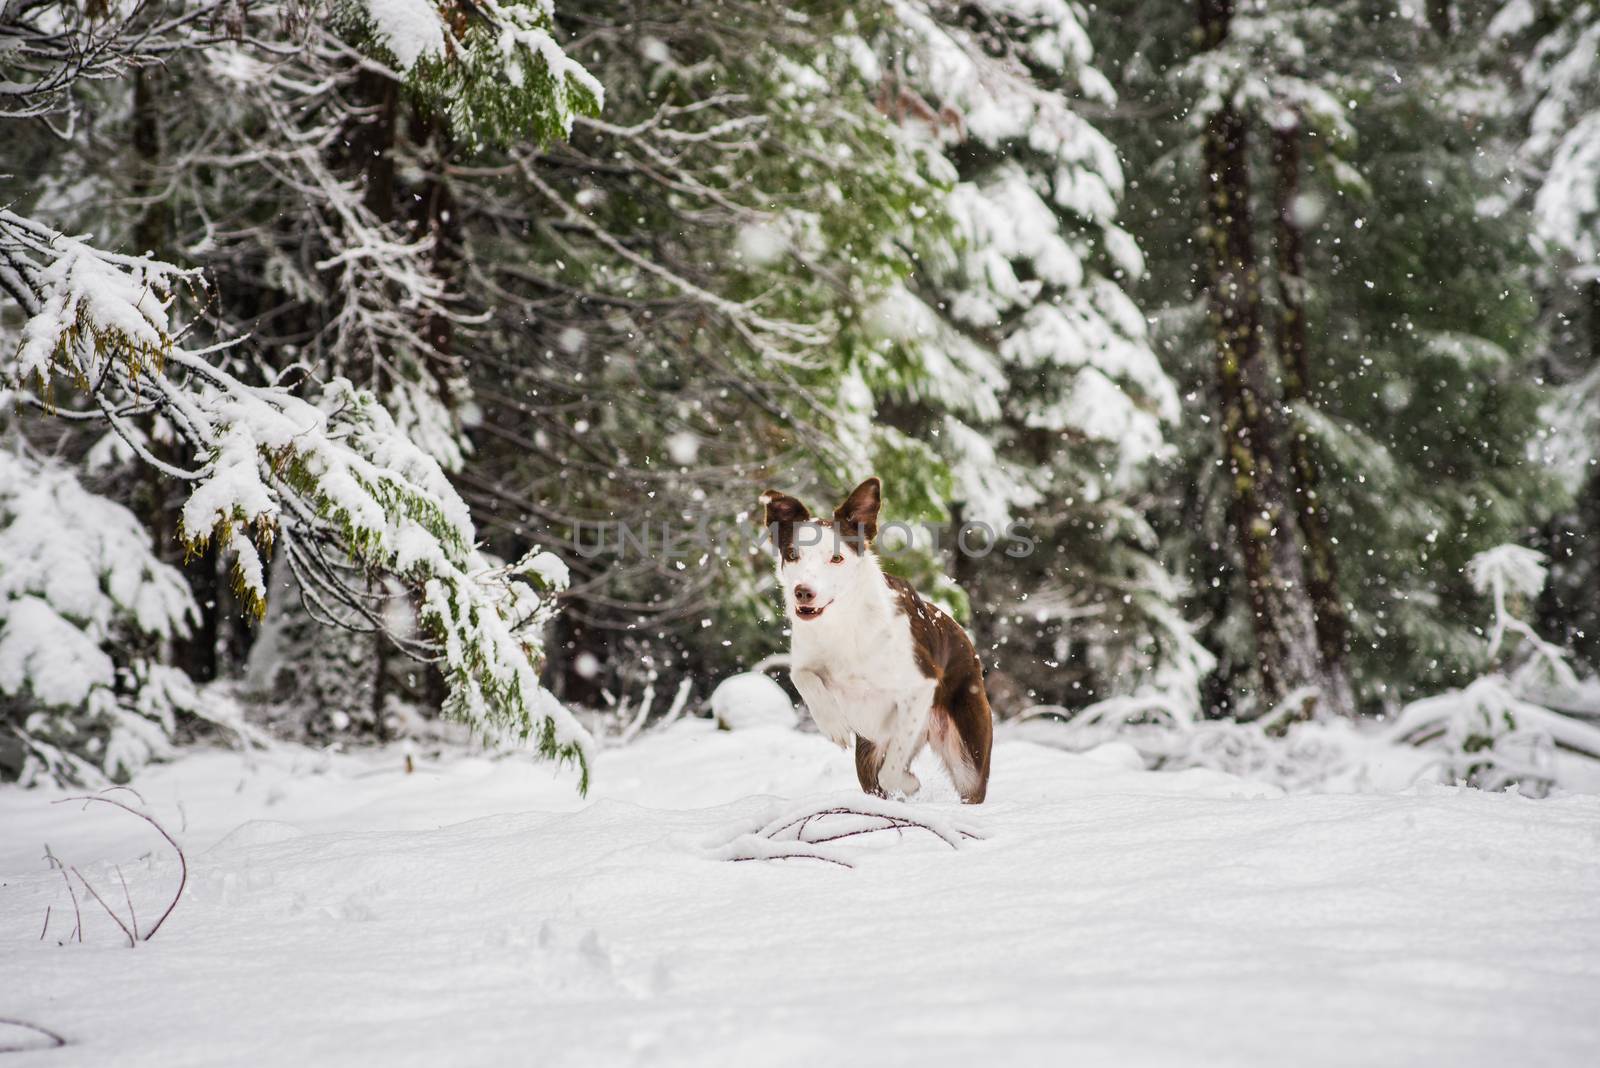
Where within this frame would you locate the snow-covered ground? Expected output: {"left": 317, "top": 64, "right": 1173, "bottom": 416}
{"left": 2, "top": 720, "right": 1598, "bottom": 1066}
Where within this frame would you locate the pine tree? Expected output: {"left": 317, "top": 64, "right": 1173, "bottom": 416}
{"left": 1186, "top": 0, "right": 1330, "bottom": 715}
{"left": 1, "top": 0, "right": 604, "bottom": 783}
{"left": 851, "top": 1, "right": 1204, "bottom": 714}
{"left": 448, "top": 0, "right": 953, "bottom": 694}
{"left": 0, "top": 446, "right": 225, "bottom": 784}
{"left": 1490, "top": 1, "right": 1600, "bottom": 665}
{"left": 1091, "top": 0, "right": 1557, "bottom": 715}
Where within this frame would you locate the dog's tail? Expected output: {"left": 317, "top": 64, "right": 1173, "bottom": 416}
{"left": 928, "top": 705, "right": 986, "bottom": 802}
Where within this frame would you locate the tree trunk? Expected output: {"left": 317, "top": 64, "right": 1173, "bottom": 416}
{"left": 550, "top": 612, "right": 606, "bottom": 708}
{"left": 371, "top": 578, "right": 390, "bottom": 742}
{"left": 338, "top": 66, "right": 400, "bottom": 398}
{"left": 1427, "top": 0, "right": 1453, "bottom": 39}
{"left": 407, "top": 110, "right": 467, "bottom": 400}
{"left": 1586, "top": 280, "right": 1600, "bottom": 665}
{"left": 1271, "top": 119, "right": 1357, "bottom": 717}
{"left": 131, "top": 68, "right": 244, "bottom": 680}
{"left": 948, "top": 499, "right": 983, "bottom": 650}
{"left": 353, "top": 69, "right": 399, "bottom": 225}
{"left": 1196, "top": 0, "right": 1324, "bottom": 716}
{"left": 408, "top": 112, "right": 465, "bottom": 715}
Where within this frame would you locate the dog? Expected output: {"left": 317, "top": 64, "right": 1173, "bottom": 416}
{"left": 760, "top": 477, "right": 993, "bottom": 803}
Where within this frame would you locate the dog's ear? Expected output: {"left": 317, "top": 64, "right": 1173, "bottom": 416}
{"left": 759, "top": 490, "right": 810, "bottom": 560}
{"left": 759, "top": 490, "right": 810, "bottom": 530}
{"left": 834, "top": 477, "right": 881, "bottom": 546}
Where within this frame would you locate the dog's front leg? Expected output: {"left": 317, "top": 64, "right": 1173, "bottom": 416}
{"left": 791, "top": 667, "right": 852, "bottom": 749}
{"left": 877, "top": 681, "right": 935, "bottom": 798}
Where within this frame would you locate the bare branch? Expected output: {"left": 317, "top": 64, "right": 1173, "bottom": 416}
{"left": 0, "top": 1016, "right": 67, "bottom": 1054}
{"left": 53, "top": 795, "right": 187, "bottom": 942}
{"left": 70, "top": 866, "right": 137, "bottom": 948}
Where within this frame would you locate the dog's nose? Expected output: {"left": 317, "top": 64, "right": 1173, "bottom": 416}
{"left": 794, "top": 585, "right": 816, "bottom": 604}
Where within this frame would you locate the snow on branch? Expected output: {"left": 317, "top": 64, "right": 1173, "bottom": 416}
{"left": 342, "top": 0, "right": 602, "bottom": 147}
{"left": 1, "top": 210, "right": 593, "bottom": 786}
{"left": 0, "top": 0, "right": 231, "bottom": 122}
{"left": 0, "top": 446, "right": 269, "bottom": 784}
{"left": 1013, "top": 544, "right": 1600, "bottom": 796}
{"left": 1468, "top": 544, "right": 1554, "bottom": 660}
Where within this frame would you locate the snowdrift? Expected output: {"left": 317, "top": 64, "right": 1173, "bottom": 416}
{"left": 1, "top": 721, "right": 1597, "bottom": 1067}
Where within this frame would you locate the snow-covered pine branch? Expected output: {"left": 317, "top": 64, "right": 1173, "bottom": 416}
{"left": 1, "top": 213, "right": 593, "bottom": 787}
{"left": 840, "top": 1, "right": 1194, "bottom": 709}
{"left": 339, "top": 0, "right": 602, "bottom": 149}
{"left": 0, "top": 447, "right": 240, "bottom": 784}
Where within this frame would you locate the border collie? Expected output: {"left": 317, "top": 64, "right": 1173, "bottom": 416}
{"left": 761, "top": 477, "right": 993, "bottom": 804}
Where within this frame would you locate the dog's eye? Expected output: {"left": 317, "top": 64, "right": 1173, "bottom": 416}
{"left": 784, "top": 549, "right": 798, "bottom": 562}
{"left": 830, "top": 553, "right": 844, "bottom": 564}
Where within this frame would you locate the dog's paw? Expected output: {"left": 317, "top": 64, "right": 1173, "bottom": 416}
{"left": 879, "top": 767, "right": 920, "bottom": 798}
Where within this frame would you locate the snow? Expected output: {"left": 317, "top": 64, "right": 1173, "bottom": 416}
{"left": 361, "top": 0, "right": 448, "bottom": 71}
{"left": 523, "top": 550, "right": 571, "bottom": 590}
{"left": 493, "top": 8, "right": 606, "bottom": 111}
{"left": 0, "top": 596, "right": 114, "bottom": 707}
{"left": 1535, "top": 111, "right": 1600, "bottom": 270}
{"left": 2, "top": 722, "right": 1597, "bottom": 1066}
{"left": 8, "top": 229, "right": 185, "bottom": 389}
{"left": 0, "top": 452, "right": 196, "bottom": 644}
{"left": 706, "top": 672, "right": 794, "bottom": 730}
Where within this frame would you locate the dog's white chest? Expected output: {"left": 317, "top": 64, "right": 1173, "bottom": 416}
{"left": 792, "top": 607, "right": 928, "bottom": 741}
{"left": 819, "top": 672, "right": 894, "bottom": 735}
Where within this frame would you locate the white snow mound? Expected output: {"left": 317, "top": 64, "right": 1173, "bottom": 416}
{"left": 0, "top": 719, "right": 1597, "bottom": 1067}
{"left": 707, "top": 670, "right": 795, "bottom": 730}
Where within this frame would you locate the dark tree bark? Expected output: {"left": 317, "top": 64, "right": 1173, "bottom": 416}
{"left": 1196, "top": 0, "right": 1324, "bottom": 716}
{"left": 408, "top": 110, "right": 466, "bottom": 390}
{"left": 353, "top": 69, "right": 399, "bottom": 225}
{"left": 1427, "top": 0, "right": 1453, "bottom": 39}
{"left": 1271, "top": 119, "right": 1356, "bottom": 717}
{"left": 1585, "top": 280, "right": 1600, "bottom": 664}
{"left": 550, "top": 612, "right": 607, "bottom": 707}
{"left": 947, "top": 499, "right": 983, "bottom": 650}
{"left": 407, "top": 110, "right": 463, "bottom": 714}
{"left": 130, "top": 67, "right": 241, "bottom": 681}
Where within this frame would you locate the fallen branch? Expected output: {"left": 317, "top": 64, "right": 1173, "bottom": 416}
{"left": 0, "top": 1017, "right": 66, "bottom": 1054}
{"left": 711, "top": 796, "right": 982, "bottom": 869}
{"left": 730, "top": 852, "right": 853, "bottom": 869}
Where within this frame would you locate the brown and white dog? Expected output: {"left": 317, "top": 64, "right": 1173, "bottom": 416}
{"left": 760, "top": 477, "right": 993, "bottom": 804}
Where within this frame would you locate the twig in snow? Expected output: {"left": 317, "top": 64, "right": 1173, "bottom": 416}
{"left": 808, "top": 823, "right": 913, "bottom": 846}
{"left": 48, "top": 794, "right": 188, "bottom": 943}
{"left": 70, "top": 866, "right": 136, "bottom": 948}
{"left": 116, "top": 865, "right": 138, "bottom": 940}
{"left": 97, "top": 784, "right": 149, "bottom": 806}
{"left": 659, "top": 677, "right": 694, "bottom": 729}
{"left": 42, "top": 846, "right": 82, "bottom": 943}
{"left": 715, "top": 798, "right": 982, "bottom": 869}
{"left": 38, "top": 905, "right": 51, "bottom": 942}
{"left": 761, "top": 806, "right": 978, "bottom": 848}
{"left": 0, "top": 1016, "right": 67, "bottom": 1054}
{"left": 730, "top": 852, "right": 854, "bottom": 869}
